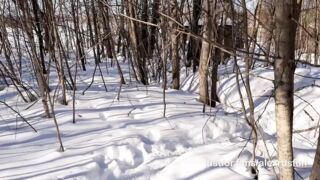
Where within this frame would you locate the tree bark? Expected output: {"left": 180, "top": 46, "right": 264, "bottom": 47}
{"left": 126, "top": 0, "right": 148, "bottom": 85}
{"left": 274, "top": 0, "right": 301, "bottom": 179}
{"left": 310, "top": 133, "right": 320, "bottom": 179}
{"left": 171, "top": 1, "right": 180, "bottom": 90}
{"left": 199, "top": 0, "right": 213, "bottom": 105}
{"left": 187, "top": 0, "right": 201, "bottom": 72}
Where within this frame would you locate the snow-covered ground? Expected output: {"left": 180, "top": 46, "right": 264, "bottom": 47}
{"left": 0, "top": 57, "right": 319, "bottom": 179}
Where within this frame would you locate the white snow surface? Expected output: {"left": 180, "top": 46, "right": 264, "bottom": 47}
{"left": 0, "top": 58, "right": 319, "bottom": 180}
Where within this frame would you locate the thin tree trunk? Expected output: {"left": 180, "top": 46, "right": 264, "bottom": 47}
{"left": 31, "top": 0, "right": 47, "bottom": 75}
{"left": 171, "top": 1, "right": 180, "bottom": 90}
{"left": 187, "top": 0, "right": 201, "bottom": 72}
{"left": 71, "top": 0, "right": 86, "bottom": 71}
{"left": 199, "top": 0, "right": 213, "bottom": 105}
{"left": 126, "top": 0, "right": 148, "bottom": 85}
{"left": 310, "top": 132, "right": 320, "bottom": 179}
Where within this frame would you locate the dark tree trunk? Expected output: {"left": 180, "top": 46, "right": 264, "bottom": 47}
{"left": 186, "top": 0, "right": 201, "bottom": 72}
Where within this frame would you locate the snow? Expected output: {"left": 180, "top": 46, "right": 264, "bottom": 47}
{"left": 0, "top": 57, "right": 319, "bottom": 179}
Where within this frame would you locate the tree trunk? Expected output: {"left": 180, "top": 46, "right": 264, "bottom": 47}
{"left": 311, "top": 1, "right": 320, "bottom": 177}
{"left": 186, "top": 0, "right": 201, "bottom": 72}
{"left": 149, "top": 0, "right": 160, "bottom": 58}
{"left": 31, "top": 0, "right": 47, "bottom": 74}
{"left": 310, "top": 133, "right": 320, "bottom": 179}
{"left": 274, "top": 0, "right": 301, "bottom": 179}
{"left": 210, "top": 26, "right": 222, "bottom": 107}
{"left": 171, "top": 1, "right": 180, "bottom": 90}
{"left": 126, "top": 0, "right": 148, "bottom": 85}
{"left": 199, "top": 0, "right": 213, "bottom": 105}
{"left": 71, "top": 0, "right": 86, "bottom": 71}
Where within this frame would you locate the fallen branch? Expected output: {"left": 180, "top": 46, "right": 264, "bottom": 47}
{"left": 0, "top": 100, "right": 37, "bottom": 132}
{"left": 293, "top": 125, "right": 320, "bottom": 134}
{"left": 294, "top": 94, "right": 320, "bottom": 137}
{"left": 293, "top": 110, "right": 319, "bottom": 133}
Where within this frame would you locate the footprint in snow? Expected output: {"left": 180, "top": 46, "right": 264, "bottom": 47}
{"left": 103, "top": 144, "right": 144, "bottom": 172}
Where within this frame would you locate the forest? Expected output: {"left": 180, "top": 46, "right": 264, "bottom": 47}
{"left": 0, "top": 0, "right": 320, "bottom": 179}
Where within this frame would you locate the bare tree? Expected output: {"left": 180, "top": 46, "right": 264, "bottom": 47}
{"left": 171, "top": 0, "right": 181, "bottom": 90}
{"left": 274, "top": 0, "right": 302, "bottom": 179}
{"left": 186, "top": 0, "right": 202, "bottom": 72}
{"left": 199, "top": 0, "right": 215, "bottom": 105}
